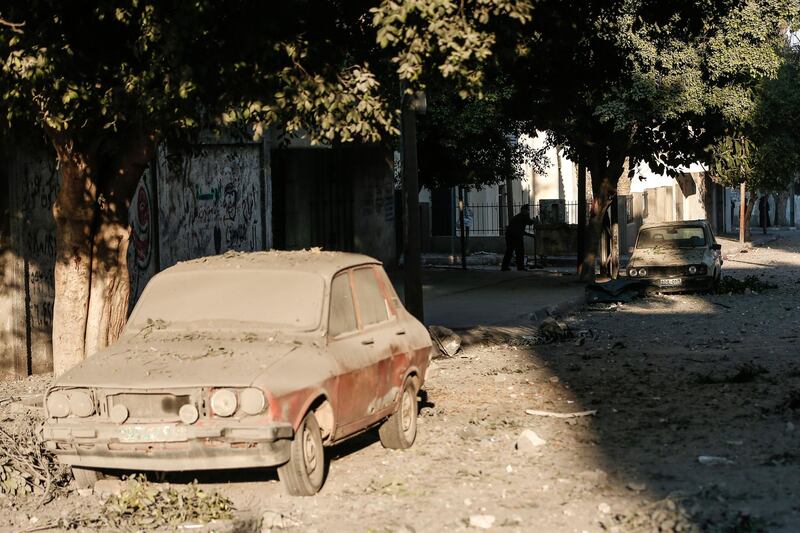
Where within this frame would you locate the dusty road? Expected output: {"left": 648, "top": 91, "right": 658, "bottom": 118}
{"left": 2, "top": 232, "right": 800, "bottom": 532}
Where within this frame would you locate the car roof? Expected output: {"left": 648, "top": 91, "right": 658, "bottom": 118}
{"left": 639, "top": 219, "right": 709, "bottom": 230}
{"left": 165, "top": 249, "right": 381, "bottom": 278}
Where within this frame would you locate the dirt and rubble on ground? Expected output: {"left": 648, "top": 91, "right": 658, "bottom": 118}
{"left": 1, "top": 234, "right": 799, "bottom": 532}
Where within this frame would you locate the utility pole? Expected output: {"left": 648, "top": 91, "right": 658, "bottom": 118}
{"left": 577, "top": 163, "right": 587, "bottom": 275}
{"left": 458, "top": 186, "right": 467, "bottom": 270}
{"left": 401, "top": 90, "right": 425, "bottom": 321}
{"left": 739, "top": 182, "right": 746, "bottom": 244}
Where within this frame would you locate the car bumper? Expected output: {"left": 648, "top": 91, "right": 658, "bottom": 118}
{"left": 640, "top": 275, "right": 715, "bottom": 293}
{"left": 42, "top": 421, "right": 294, "bottom": 471}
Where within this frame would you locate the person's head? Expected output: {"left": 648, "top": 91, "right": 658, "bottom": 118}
{"left": 520, "top": 204, "right": 530, "bottom": 214}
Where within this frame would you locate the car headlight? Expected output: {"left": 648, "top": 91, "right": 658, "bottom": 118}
{"left": 179, "top": 404, "right": 200, "bottom": 424}
{"left": 211, "top": 389, "right": 238, "bottom": 417}
{"left": 629, "top": 268, "right": 638, "bottom": 277}
{"left": 638, "top": 268, "right": 647, "bottom": 277}
{"left": 47, "top": 391, "right": 70, "bottom": 418}
{"left": 69, "top": 391, "right": 95, "bottom": 417}
{"left": 240, "top": 388, "right": 267, "bottom": 415}
{"left": 688, "top": 265, "right": 697, "bottom": 275}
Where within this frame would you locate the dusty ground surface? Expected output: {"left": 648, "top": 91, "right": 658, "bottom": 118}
{"left": 2, "top": 232, "right": 799, "bottom": 532}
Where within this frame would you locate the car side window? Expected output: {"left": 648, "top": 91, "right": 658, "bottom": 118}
{"left": 353, "top": 267, "right": 390, "bottom": 327}
{"left": 328, "top": 272, "right": 358, "bottom": 338}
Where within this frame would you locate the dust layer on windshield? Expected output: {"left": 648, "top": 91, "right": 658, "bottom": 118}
{"left": 127, "top": 269, "right": 325, "bottom": 332}
{"left": 636, "top": 226, "right": 706, "bottom": 249}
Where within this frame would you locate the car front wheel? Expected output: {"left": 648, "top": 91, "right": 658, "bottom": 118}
{"left": 379, "top": 379, "right": 418, "bottom": 450}
{"left": 278, "top": 412, "right": 326, "bottom": 496}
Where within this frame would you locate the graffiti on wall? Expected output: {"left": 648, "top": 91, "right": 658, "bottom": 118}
{"left": 128, "top": 172, "right": 156, "bottom": 303}
{"left": 159, "top": 146, "right": 262, "bottom": 269}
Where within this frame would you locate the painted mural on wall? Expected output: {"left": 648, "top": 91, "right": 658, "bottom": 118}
{"left": 127, "top": 170, "right": 156, "bottom": 304}
{"left": 158, "top": 145, "right": 262, "bottom": 269}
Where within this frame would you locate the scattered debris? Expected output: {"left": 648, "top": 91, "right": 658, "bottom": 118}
{"left": 524, "top": 409, "right": 597, "bottom": 419}
{"left": 0, "top": 409, "right": 70, "bottom": 501}
{"left": 697, "top": 455, "right": 735, "bottom": 466}
{"left": 626, "top": 482, "right": 647, "bottom": 492}
{"left": 519, "top": 317, "right": 573, "bottom": 345}
{"left": 585, "top": 278, "right": 649, "bottom": 304}
{"left": 715, "top": 275, "right": 777, "bottom": 294}
{"left": 468, "top": 514, "right": 496, "bottom": 529}
{"left": 598, "top": 502, "right": 611, "bottom": 514}
{"left": 57, "top": 474, "right": 234, "bottom": 530}
{"left": 515, "top": 430, "right": 547, "bottom": 452}
{"left": 429, "top": 326, "right": 462, "bottom": 358}
{"left": 694, "top": 361, "right": 769, "bottom": 385}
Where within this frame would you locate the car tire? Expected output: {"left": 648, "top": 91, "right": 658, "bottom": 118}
{"left": 278, "top": 412, "right": 326, "bottom": 496}
{"left": 378, "top": 379, "right": 418, "bottom": 450}
{"left": 71, "top": 467, "right": 105, "bottom": 489}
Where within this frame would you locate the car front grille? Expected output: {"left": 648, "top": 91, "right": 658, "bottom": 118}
{"left": 644, "top": 265, "right": 686, "bottom": 277}
{"left": 109, "top": 393, "right": 193, "bottom": 422}
{"left": 634, "top": 265, "right": 707, "bottom": 277}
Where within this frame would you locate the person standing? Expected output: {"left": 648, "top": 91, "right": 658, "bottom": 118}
{"left": 502, "top": 205, "right": 537, "bottom": 271}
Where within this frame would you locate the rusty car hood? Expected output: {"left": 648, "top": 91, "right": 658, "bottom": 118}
{"left": 55, "top": 333, "right": 314, "bottom": 389}
{"left": 629, "top": 247, "right": 708, "bottom": 267}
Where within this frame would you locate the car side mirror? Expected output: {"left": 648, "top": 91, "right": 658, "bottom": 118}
{"left": 712, "top": 243, "right": 721, "bottom": 251}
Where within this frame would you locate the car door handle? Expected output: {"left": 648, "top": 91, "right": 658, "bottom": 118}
{"left": 396, "top": 329, "right": 406, "bottom": 336}
{"left": 361, "top": 338, "right": 375, "bottom": 345}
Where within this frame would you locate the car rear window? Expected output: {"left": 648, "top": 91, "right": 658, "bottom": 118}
{"left": 127, "top": 270, "right": 324, "bottom": 331}
{"left": 353, "top": 267, "right": 390, "bottom": 327}
{"left": 637, "top": 226, "right": 706, "bottom": 249}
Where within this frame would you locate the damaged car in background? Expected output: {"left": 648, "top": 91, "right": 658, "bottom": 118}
{"left": 624, "top": 220, "right": 723, "bottom": 292}
{"left": 42, "top": 251, "right": 433, "bottom": 496}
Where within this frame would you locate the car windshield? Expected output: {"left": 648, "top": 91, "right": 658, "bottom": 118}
{"left": 127, "top": 269, "right": 325, "bottom": 332}
{"left": 637, "top": 226, "right": 706, "bottom": 249}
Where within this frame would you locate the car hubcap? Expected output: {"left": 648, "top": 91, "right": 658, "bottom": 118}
{"left": 303, "top": 427, "right": 317, "bottom": 474}
{"left": 401, "top": 389, "right": 414, "bottom": 434}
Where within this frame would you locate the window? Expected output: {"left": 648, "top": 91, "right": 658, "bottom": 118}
{"left": 328, "top": 272, "right": 357, "bottom": 337}
{"left": 353, "top": 267, "right": 389, "bottom": 327}
{"left": 636, "top": 226, "right": 706, "bottom": 249}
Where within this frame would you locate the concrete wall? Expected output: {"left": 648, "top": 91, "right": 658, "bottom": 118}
{"left": 2, "top": 138, "right": 393, "bottom": 378}
{"left": 157, "top": 143, "right": 267, "bottom": 271}
{"left": 1, "top": 149, "right": 60, "bottom": 378}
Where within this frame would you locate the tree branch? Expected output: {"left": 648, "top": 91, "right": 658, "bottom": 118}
{"left": 0, "top": 16, "right": 25, "bottom": 34}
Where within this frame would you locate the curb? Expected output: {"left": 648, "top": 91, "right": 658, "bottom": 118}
{"left": 527, "top": 294, "right": 586, "bottom": 323}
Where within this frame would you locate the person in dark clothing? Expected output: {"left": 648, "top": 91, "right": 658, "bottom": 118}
{"left": 502, "top": 205, "right": 537, "bottom": 271}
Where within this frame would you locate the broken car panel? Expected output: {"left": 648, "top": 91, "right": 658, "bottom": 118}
{"left": 42, "top": 251, "right": 433, "bottom": 496}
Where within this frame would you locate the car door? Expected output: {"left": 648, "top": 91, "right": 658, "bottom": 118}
{"left": 352, "top": 266, "right": 408, "bottom": 416}
{"left": 327, "top": 269, "right": 380, "bottom": 436}
{"left": 706, "top": 224, "right": 723, "bottom": 271}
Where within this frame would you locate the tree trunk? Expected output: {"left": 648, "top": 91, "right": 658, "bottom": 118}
{"left": 579, "top": 147, "right": 624, "bottom": 281}
{"left": 50, "top": 129, "right": 156, "bottom": 375}
{"left": 744, "top": 192, "right": 758, "bottom": 241}
{"left": 84, "top": 215, "right": 131, "bottom": 356}
{"left": 51, "top": 143, "right": 97, "bottom": 376}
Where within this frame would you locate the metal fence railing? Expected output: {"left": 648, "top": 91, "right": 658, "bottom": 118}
{"left": 457, "top": 202, "right": 587, "bottom": 236}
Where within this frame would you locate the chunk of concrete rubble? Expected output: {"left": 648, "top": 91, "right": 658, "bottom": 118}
{"left": 468, "top": 514, "right": 496, "bottom": 529}
{"left": 94, "top": 479, "right": 125, "bottom": 498}
{"left": 261, "top": 510, "right": 287, "bottom": 531}
{"left": 697, "top": 455, "right": 735, "bottom": 466}
{"left": 515, "top": 429, "right": 546, "bottom": 452}
{"left": 428, "top": 326, "right": 462, "bottom": 358}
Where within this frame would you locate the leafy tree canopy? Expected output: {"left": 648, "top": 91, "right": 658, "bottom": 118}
{"left": 417, "top": 78, "right": 546, "bottom": 191}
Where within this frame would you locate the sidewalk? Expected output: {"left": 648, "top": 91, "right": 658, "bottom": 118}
{"left": 391, "top": 268, "right": 585, "bottom": 330}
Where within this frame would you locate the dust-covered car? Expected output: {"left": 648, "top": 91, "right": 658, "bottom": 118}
{"left": 625, "top": 220, "right": 723, "bottom": 292}
{"left": 42, "top": 251, "right": 432, "bottom": 496}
